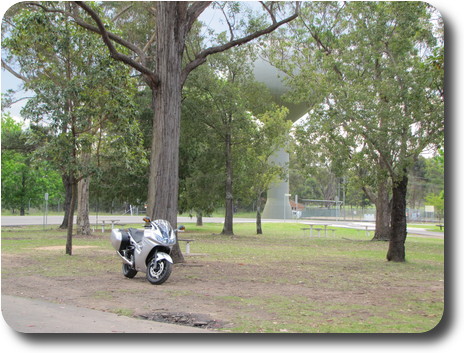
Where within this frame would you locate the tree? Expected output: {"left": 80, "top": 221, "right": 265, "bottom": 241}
{"left": 268, "top": 2, "right": 444, "bottom": 261}
{"left": 424, "top": 149, "right": 445, "bottom": 195}
{"left": 180, "top": 43, "right": 290, "bottom": 235}
{"left": 179, "top": 66, "right": 224, "bottom": 225}
{"left": 28, "top": 1, "right": 299, "bottom": 261}
{"left": 181, "top": 47, "right": 277, "bottom": 235}
{"left": 1, "top": 114, "right": 63, "bottom": 215}
{"left": 425, "top": 191, "right": 444, "bottom": 223}
{"left": 240, "top": 107, "right": 291, "bottom": 234}
{"left": 3, "top": 3, "right": 138, "bottom": 254}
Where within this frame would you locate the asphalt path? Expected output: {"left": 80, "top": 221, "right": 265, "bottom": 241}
{"left": 1, "top": 295, "right": 213, "bottom": 333}
{"left": 0, "top": 215, "right": 254, "bottom": 227}
{"left": 0, "top": 215, "right": 443, "bottom": 238}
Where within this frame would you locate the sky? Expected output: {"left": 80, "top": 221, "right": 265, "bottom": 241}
{"left": 0, "top": 1, "right": 261, "bottom": 121}
{"left": 1, "top": 0, "right": 453, "bottom": 123}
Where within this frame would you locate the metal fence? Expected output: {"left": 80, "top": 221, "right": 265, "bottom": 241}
{"left": 300, "top": 206, "right": 442, "bottom": 223}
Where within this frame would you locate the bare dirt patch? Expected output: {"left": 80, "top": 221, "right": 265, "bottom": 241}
{"left": 1, "top": 238, "right": 444, "bottom": 333}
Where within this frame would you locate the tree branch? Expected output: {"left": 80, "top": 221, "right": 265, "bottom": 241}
{"left": 112, "top": 4, "right": 133, "bottom": 21}
{"left": 1, "top": 59, "right": 29, "bottom": 83}
{"left": 259, "top": 2, "right": 277, "bottom": 23}
{"left": 186, "top": 1, "right": 212, "bottom": 33}
{"left": 181, "top": 6, "right": 299, "bottom": 85}
{"left": 73, "top": 1, "right": 159, "bottom": 88}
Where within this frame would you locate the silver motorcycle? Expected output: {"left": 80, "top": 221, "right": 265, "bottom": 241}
{"left": 110, "top": 217, "right": 177, "bottom": 285}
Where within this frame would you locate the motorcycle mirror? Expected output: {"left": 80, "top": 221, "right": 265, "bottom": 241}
{"left": 178, "top": 225, "right": 185, "bottom": 231}
{"left": 143, "top": 217, "right": 151, "bottom": 223}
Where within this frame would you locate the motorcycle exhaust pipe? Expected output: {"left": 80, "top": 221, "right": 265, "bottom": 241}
{"left": 117, "top": 252, "right": 133, "bottom": 266}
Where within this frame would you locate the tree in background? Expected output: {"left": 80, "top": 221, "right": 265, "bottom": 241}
{"left": 268, "top": 2, "right": 444, "bottom": 261}
{"left": 1, "top": 114, "right": 63, "bottom": 215}
{"left": 239, "top": 106, "right": 291, "bottom": 234}
{"left": 181, "top": 46, "right": 288, "bottom": 235}
{"left": 24, "top": 1, "right": 299, "bottom": 262}
{"left": 179, "top": 66, "right": 224, "bottom": 226}
{"left": 2, "top": 4, "right": 138, "bottom": 254}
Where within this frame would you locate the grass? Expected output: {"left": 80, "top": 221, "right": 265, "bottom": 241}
{"left": 178, "top": 223, "right": 444, "bottom": 332}
{"left": 1, "top": 221, "right": 444, "bottom": 333}
{"left": 407, "top": 224, "right": 445, "bottom": 232}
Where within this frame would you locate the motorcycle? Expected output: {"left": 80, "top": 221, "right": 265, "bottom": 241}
{"left": 110, "top": 217, "right": 178, "bottom": 285}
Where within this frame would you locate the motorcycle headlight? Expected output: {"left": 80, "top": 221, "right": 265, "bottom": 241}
{"left": 153, "top": 220, "right": 176, "bottom": 245}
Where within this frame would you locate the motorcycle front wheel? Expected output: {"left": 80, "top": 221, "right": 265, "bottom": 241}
{"left": 146, "top": 255, "right": 172, "bottom": 285}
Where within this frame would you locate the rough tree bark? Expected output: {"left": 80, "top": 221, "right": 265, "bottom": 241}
{"left": 256, "top": 203, "right": 263, "bottom": 235}
{"left": 387, "top": 172, "right": 408, "bottom": 262}
{"left": 76, "top": 176, "right": 91, "bottom": 236}
{"left": 145, "top": 2, "right": 186, "bottom": 262}
{"left": 196, "top": 212, "right": 203, "bottom": 226}
{"left": 65, "top": 181, "right": 78, "bottom": 255}
{"left": 60, "top": 174, "right": 73, "bottom": 229}
{"left": 222, "top": 126, "right": 234, "bottom": 235}
{"left": 362, "top": 165, "right": 391, "bottom": 241}
{"left": 372, "top": 184, "right": 391, "bottom": 241}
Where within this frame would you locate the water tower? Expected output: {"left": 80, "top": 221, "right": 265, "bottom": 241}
{"left": 253, "top": 58, "right": 307, "bottom": 219}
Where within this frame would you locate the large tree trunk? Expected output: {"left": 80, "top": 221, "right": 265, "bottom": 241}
{"left": 76, "top": 176, "right": 91, "bottom": 236}
{"left": 362, "top": 162, "right": 392, "bottom": 241}
{"left": 222, "top": 128, "right": 234, "bottom": 235}
{"left": 372, "top": 183, "right": 391, "bottom": 241}
{"left": 60, "top": 174, "right": 73, "bottom": 229}
{"left": 146, "top": 2, "right": 185, "bottom": 263}
{"left": 71, "top": 0, "right": 298, "bottom": 263}
{"left": 387, "top": 172, "right": 408, "bottom": 262}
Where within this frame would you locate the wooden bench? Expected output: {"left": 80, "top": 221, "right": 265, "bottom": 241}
{"left": 436, "top": 224, "right": 444, "bottom": 231}
{"left": 178, "top": 239, "right": 195, "bottom": 254}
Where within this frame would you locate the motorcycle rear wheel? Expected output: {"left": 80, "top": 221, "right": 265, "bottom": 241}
{"left": 122, "top": 263, "right": 137, "bottom": 278}
{"left": 122, "top": 254, "right": 137, "bottom": 278}
{"left": 146, "top": 256, "right": 172, "bottom": 285}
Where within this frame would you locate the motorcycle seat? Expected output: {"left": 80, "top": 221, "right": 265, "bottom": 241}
{"left": 128, "top": 228, "right": 144, "bottom": 243}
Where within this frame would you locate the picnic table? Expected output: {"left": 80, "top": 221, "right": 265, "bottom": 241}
{"left": 301, "top": 224, "right": 336, "bottom": 238}
{"left": 101, "top": 219, "right": 120, "bottom": 232}
{"left": 178, "top": 239, "right": 195, "bottom": 254}
{"left": 354, "top": 225, "right": 375, "bottom": 237}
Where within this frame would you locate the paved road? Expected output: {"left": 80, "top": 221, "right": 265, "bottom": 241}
{"left": 0, "top": 215, "right": 255, "bottom": 227}
{"left": 1, "top": 295, "right": 213, "bottom": 333}
{"left": 1, "top": 215, "right": 443, "bottom": 238}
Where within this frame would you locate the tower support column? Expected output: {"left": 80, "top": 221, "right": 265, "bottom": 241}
{"left": 262, "top": 148, "right": 292, "bottom": 219}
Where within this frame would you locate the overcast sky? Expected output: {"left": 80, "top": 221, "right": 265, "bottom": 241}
{"left": 1, "top": 0, "right": 458, "bottom": 124}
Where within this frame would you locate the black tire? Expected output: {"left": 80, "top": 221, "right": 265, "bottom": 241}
{"left": 122, "top": 263, "right": 137, "bottom": 278}
{"left": 122, "top": 254, "right": 137, "bottom": 278}
{"left": 146, "top": 255, "right": 172, "bottom": 285}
